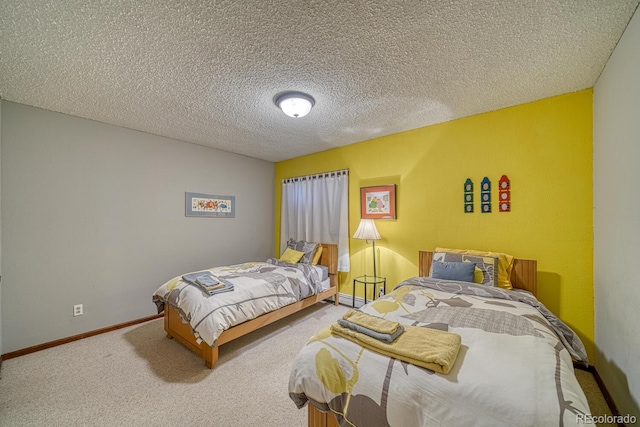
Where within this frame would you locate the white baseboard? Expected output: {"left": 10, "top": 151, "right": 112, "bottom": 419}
{"left": 328, "top": 292, "right": 368, "bottom": 309}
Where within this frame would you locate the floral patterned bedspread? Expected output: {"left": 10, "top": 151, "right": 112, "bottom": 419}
{"left": 288, "top": 277, "right": 592, "bottom": 427}
{"left": 153, "top": 258, "right": 321, "bottom": 347}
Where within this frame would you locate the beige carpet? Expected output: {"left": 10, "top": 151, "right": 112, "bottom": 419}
{"left": 575, "top": 369, "right": 617, "bottom": 427}
{"left": 0, "top": 302, "right": 615, "bottom": 427}
{"left": 0, "top": 302, "right": 349, "bottom": 427}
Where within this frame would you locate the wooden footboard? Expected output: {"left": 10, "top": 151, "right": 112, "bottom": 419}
{"left": 308, "top": 405, "right": 340, "bottom": 427}
{"left": 164, "top": 243, "right": 339, "bottom": 368}
{"left": 165, "top": 304, "right": 219, "bottom": 368}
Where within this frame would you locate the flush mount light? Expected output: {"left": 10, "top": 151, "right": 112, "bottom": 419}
{"left": 274, "top": 91, "right": 315, "bottom": 118}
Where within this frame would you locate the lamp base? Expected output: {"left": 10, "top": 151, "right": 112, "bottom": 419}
{"left": 371, "top": 239, "right": 377, "bottom": 278}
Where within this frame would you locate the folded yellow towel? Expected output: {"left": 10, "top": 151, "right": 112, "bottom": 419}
{"left": 342, "top": 309, "right": 401, "bottom": 335}
{"left": 330, "top": 322, "right": 462, "bottom": 374}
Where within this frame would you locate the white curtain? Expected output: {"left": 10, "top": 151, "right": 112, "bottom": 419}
{"left": 281, "top": 170, "right": 350, "bottom": 272}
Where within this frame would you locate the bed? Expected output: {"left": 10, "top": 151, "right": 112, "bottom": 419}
{"left": 289, "top": 250, "right": 591, "bottom": 427}
{"left": 153, "top": 243, "right": 339, "bottom": 369}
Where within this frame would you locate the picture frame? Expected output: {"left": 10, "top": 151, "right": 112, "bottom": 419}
{"left": 360, "top": 184, "right": 396, "bottom": 219}
{"left": 185, "top": 192, "right": 235, "bottom": 218}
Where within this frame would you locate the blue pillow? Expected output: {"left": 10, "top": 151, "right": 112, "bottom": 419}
{"left": 431, "top": 260, "right": 476, "bottom": 283}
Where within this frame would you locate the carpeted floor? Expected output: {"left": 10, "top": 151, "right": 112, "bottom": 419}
{"left": 0, "top": 302, "right": 350, "bottom": 427}
{"left": 575, "top": 368, "right": 617, "bottom": 427}
{"left": 0, "top": 302, "right": 616, "bottom": 427}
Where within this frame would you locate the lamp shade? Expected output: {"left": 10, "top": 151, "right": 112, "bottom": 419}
{"left": 353, "top": 219, "right": 381, "bottom": 240}
{"left": 274, "top": 91, "right": 315, "bottom": 118}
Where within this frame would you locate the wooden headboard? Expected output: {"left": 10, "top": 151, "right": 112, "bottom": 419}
{"left": 318, "top": 243, "right": 339, "bottom": 289}
{"left": 418, "top": 251, "right": 538, "bottom": 296}
{"left": 318, "top": 243, "right": 338, "bottom": 276}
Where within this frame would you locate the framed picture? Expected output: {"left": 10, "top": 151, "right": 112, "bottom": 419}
{"left": 360, "top": 185, "right": 396, "bottom": 219}
{"left": 185, "top": 192, "right": 235, "bottom": 218}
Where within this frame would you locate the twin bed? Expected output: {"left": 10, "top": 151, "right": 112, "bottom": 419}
{"left": 153, "top": 243, "right": 339, "bottom": 368}
{"left": 289, "top": 250, "right": 591, "bottom": 427}
{"left": 152, "top": 246, "right": 591, "bottom": 426}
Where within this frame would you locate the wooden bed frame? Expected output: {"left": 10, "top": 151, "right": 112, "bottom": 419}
{"left": 418, "top": 251, "right": 538, "bottom": 296}
{"left": 164, "top": 243, "right": 339, "bottom": 369}
{"left": 307, "top": 250, "right": 538, "bottom": 427}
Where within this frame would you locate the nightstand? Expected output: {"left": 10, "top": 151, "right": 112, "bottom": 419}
{"left": 352, "top": 275, "right": 386, "bottom": 308}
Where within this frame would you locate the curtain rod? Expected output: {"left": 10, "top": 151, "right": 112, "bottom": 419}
{"left": 282, "top": 169, "right": 349, "bottom": 184}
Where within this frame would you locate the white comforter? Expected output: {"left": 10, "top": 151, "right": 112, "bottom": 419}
{"left": 289, "top": 277, "right": 592, "bottom": 426}
{"left": 153, "top": 259, "right": 322, "bottom": 346}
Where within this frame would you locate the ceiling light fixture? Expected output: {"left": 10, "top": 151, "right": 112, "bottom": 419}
{"left": 274, "top": 91, "right": 315, "bottom": 118}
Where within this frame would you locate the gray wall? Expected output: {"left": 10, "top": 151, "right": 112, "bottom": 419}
{"left": 1, "top": 101, "right": 274, "bottom": 354}
{"left": 0, "top": 99, "right": 3, "bottom": 358}
{"left": 593, "top": 7, "right": 640, "bottom": 418}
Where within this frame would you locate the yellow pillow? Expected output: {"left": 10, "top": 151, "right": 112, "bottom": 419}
{"left": 311, "top": 245, "right": 323, "bottom": 265}
{"left": 435, "top": 247, "right": 514, "bottom": 290}
{"left": 279, "top": 248, "right": 305, "bottom": 264}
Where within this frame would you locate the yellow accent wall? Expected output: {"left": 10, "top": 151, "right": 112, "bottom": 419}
{"left": 275, "top": 90, "right": 594, "bottom": 360}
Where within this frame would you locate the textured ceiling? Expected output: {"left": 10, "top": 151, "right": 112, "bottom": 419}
{"left": 1, "top": 1, "right": 638, "bottom": 162}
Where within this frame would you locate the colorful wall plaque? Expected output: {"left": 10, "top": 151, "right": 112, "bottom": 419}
{"left": 481, "top": 177, "right": 491, "bottom": 213}
{"left": 499, "top": 175, "right": 511, "bottom": 212}
{"left": 464, "top": 178, "right": 474, "bottom": 213}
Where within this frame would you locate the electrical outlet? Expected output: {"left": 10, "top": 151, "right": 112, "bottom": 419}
{"left": 73, "top": 304, "right": 83, "bottom": 317}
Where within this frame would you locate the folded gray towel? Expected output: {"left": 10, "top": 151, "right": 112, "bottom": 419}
{"left": 337, "top": 318, "right": 404, "bottom": 343}
{"left": 182, "top": 272, "right": 234, "bottom": 296}
{"left": 195, "top": 275, "right": 220, "bottom": 287}
{"left": 182, "top": 272, "right": 212, "bottom": 286}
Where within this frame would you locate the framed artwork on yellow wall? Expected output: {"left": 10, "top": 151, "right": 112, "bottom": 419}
{"left": 361, "top": 184, "right": 396, "bottom": 219}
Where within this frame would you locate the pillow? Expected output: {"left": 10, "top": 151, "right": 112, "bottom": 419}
{"left": 431, "top": 251, "right": 499, "bottom": 287}
{"left": 431, "top": 260, "right": 476, "bottom": 283}
{"left": 279, "top": 248, "right": 305, "bottom": 264}
{"left": 311, "top": 245, "right": 323, "bottom": 265}
{"left": 435, "top": 247, "right": 514, "bottom": 289}
{"left": 286, "top": 238, "right": 319, "bottom": 264}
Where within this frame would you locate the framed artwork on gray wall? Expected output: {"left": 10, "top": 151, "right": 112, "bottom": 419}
{"left": 185, "top": 192, "right": 235, "bottom": 218}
